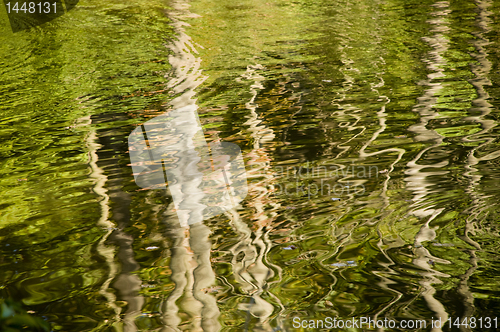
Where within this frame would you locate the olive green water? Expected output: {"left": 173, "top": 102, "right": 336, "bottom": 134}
{"left": 2, "top": 0, "right": 500, "bottom": 331}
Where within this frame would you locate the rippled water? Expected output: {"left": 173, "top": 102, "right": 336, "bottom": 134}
{"left": 2, "top": 0, "right": 500, "bottom": 331}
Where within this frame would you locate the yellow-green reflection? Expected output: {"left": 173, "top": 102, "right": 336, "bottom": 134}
{"left": 2, "top": 0, "right": 500, "bottom": 330}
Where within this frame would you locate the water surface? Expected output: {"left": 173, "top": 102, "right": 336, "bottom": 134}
{"left": 1, "top": 0, "right": 500, "bottom": 331}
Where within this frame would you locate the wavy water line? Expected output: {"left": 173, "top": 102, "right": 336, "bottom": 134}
{"left": 457, "top": 0, "right": 495, "bottom": 322}
{"left": 312, "top": 12, "right": 398, "bottom": 314}
{"left": 192, "top": 223, "right": 221, "bottom": 332}
{"left": 371, "top": 232, "right": 404, "bottom": 325}
{"left": 463, "top": 0, "right": 497, "bottom": 190}
{"left": 358, "top": 104, "right": 405, "bottom": 206}
{"left": 405, "top": 2, "right": 452, "bottom": 330}
{"left": 328, "top": 46, "right": 365, "bottom": 162}
{"left": 94, "top": 114, "right": 147, "bottom": 332}
{"left": 158, "top": 0, "right": 220, "bottom": 330}
{"left": 311, "top": 51, "right": 367, "bottom": 212}
{"left": 83, "top": 115, "right": 122, "bottom": 331}
{"left": 227, "top": 64, "right": 283, "bottom": 331}
{"left": 86, "top": 117, "right": 153, "bottom": 332}
{"left": 160, "top": 200, "right": 220, "bottom": 331}
{"left": 112, "top": 231, "right": 145, "bottom": 332}
{"left": 358, "top": 67, "right": 408, "bottom": 323}
{"left": 166, "top": 1, "right": 207, "bottom": 110}
{"left": 360, "top": 73, "right": 405, "bottom": 207}
{"left": 331, "top": 53, "right": 406, "bottom": 317}
{"left": 313, "top": 11, "right": 410, "bottom": 320}
{"left": 161, "top": 224, "right": 197, "bottom": 331}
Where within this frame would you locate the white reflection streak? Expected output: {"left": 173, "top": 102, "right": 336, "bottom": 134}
{"left": 225, "top": 64, "right": 283, "bottom": 331}
{"left": 327, "top": 17, "right": 407, "bottom": 320}
{"left": 323, "top": 44, "right": 367, "bottom": 199}
{"left": 159, "top": 0, "right": 219, "bottom": 330}
{"left": 358, "top": 102, "right": 405, "bottom": 206}
{"left": 167, "top": 1, "right": 206, "bottom": 110}
{"left": 83, "top": 115, "right": 121, "bottom": 331}
{"left": 405, "top": 2, "right": 452, "bottom": 330}
{"left": 460, "top": 0, "right": 494, "bottom": 321}
{"left": 161, "top": 220, "right": 220, "bottom": 332}
{"left": 464, "top": 0, "right": 497, "bottom": 190}
{"left": 358, "top": 67, "right": 406, "bottom": 323}
{"left": 330, "top": 50, "right": 365, "bottom": 161}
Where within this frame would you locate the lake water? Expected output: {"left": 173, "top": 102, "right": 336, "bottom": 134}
{"left": 1, "top": 0, "right": 500, "bottom": 331}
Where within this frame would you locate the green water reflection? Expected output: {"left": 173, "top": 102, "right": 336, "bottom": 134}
{"left": 1, "top": 0, "right": 500, "bottom": 330}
